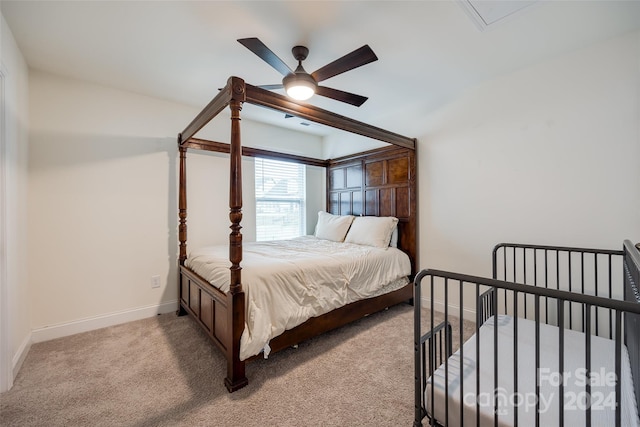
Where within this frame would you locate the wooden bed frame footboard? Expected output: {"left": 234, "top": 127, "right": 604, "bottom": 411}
{"left": 178, "top": 76, "right": 417, "bottom": 392}
{"left": 179, "top": 265, "right": 413, "bottom": 386}
{"left": 413, "top": 240, "right": 640, "bottom": 426}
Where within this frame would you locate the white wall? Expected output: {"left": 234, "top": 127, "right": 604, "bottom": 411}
{"left": 322, "top": 131, "right": 389, "bottom": 160}
{"left": 28, "top": 70, "right": 324, "bottom": 340}
{"left": 306, "top": 165, "right": 326, "bottom": 234}
{"left": 418, "top": 31, "right": 640, "bottom": 307}
{"left": 0, "top": 11, "right": 30, "bottom": 390}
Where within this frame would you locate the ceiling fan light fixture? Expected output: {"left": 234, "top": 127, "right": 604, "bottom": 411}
{"left": 286, "top": 82, "right": 315, "bottom": 101}
{"left": 283, "top": 71, "right": 317, "bottom": 101}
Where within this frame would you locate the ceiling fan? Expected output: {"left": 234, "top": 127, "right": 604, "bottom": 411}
{"left": 238, "top": 37, "right": 378, "bottom": 107}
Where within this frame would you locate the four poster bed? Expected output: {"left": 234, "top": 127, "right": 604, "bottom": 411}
{"left": 177, "top": 76, "right": 417, "bottom": 392}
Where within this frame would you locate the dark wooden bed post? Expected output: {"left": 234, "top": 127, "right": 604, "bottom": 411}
{"left": 225, "top": 77, "right": 248, "bottom": 392}
{"left": 177, "top": 136, "right": 188, "bottom": 316}
{"left": 178, "top": 140, "right": 187, "bottom": 265}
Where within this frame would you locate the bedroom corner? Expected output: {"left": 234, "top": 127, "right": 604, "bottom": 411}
{"left": 0, "top": 9, "right": 30, "bottom": 392}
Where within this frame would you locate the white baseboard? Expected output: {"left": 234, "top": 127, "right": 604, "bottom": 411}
{"left": 31, "top": 300, "right": 179, "bottom": 344}
{"left": 12, "top": 332, "right": 31, "bottom": 382}
{"left": 420, "top": 297, "right": 477, "bottom": 320}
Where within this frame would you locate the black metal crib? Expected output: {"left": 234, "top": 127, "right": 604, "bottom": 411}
{"left": 414, "top": 240, "right": 640, "bottom": 427}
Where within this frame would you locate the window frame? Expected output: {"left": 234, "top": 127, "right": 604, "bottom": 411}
{"left": 254, "top": 157, "right": 306, "bottom": 242}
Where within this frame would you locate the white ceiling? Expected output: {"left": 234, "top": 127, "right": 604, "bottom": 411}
{"left": 3, "top": 1, "right": 640, "bottom": 138}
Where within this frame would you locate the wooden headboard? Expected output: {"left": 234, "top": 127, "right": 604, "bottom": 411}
{"left": 327, "top": 146, "right": 417, "bottom": 275}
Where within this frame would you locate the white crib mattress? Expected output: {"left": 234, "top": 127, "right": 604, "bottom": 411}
{"left": 426, "top": 314, "right": 640, "bottom": 427}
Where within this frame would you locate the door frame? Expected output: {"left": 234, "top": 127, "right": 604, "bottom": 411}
{"left": 0, "top": 64, "right": 12, "bottom": 392}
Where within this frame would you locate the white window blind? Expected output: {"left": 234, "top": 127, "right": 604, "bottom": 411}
{"left": 254, "top": 158, "right": 306, "bottom": 241}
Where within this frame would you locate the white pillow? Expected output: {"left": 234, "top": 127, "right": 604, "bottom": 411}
{"left": 314, "top": 211, "right": 354, "bottom": 242}
{"left": 390, "top": 225, "right": 398, "bottom": 248}
{"left": 344, "top": 216, "right": 399, "bottom": 248}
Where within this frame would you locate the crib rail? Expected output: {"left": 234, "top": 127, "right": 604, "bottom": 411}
{"left": 493, "top": 243, "right": 624, "bottom": 338}
{"left": 417, "top": 320, "right": 453, "bottom": 422}
{"left": 414, "top": 240, "right": 640, "bottom": 427}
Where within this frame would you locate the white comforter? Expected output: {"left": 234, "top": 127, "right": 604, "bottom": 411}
{"left": 185, "top": 236, "right": 411, "bottom": 360}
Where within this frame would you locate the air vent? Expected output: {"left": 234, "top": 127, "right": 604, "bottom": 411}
{"left": 458, "top": 0, "right": 537, "bottom": 31}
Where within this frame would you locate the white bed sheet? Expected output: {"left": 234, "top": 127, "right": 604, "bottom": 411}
{"left": 426, "top": 314, "right": 640, "bottom": 427}
{"left": 185, "top": 235, "right": 411, "bottom": 360}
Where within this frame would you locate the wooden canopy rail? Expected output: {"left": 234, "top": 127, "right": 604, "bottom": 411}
{"left": 178, "top": 76, "right": 418, "bottom": 392}
{"left": 184, "top": 137, "right": 328, "bottom": 167}
{"left": 179, "top": 77, "right": 416, "bottom": 150}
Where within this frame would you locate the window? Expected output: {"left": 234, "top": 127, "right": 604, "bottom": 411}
{"left": 254, "top": 158, "right": 306, "bottom": 241}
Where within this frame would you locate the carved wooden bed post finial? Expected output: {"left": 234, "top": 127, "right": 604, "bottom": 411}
{"left": 225, "top": 76, "right": 248, "bottom": 392}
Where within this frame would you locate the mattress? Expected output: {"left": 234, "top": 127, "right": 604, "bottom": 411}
{"left": 185, "top": 235, "right": 411, "bottom": 360}
{"left": 426, "top": 314, "right": 640, "bottom": 427}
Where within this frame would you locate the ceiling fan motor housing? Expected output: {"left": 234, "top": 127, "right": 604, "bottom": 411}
{"left": 291, "top": 45, "right": 309, "bottom": 61}
{"left": 285, "top": 45, "right": 318, "bottom": 97}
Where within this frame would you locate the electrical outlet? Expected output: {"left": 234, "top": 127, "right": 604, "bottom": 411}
{"left": 151, "top": 275, "right": 161, "bottom": 289}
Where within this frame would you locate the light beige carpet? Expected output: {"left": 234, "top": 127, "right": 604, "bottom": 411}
{"left": 0, "top": 303, "right": 473, "bottom": 427}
